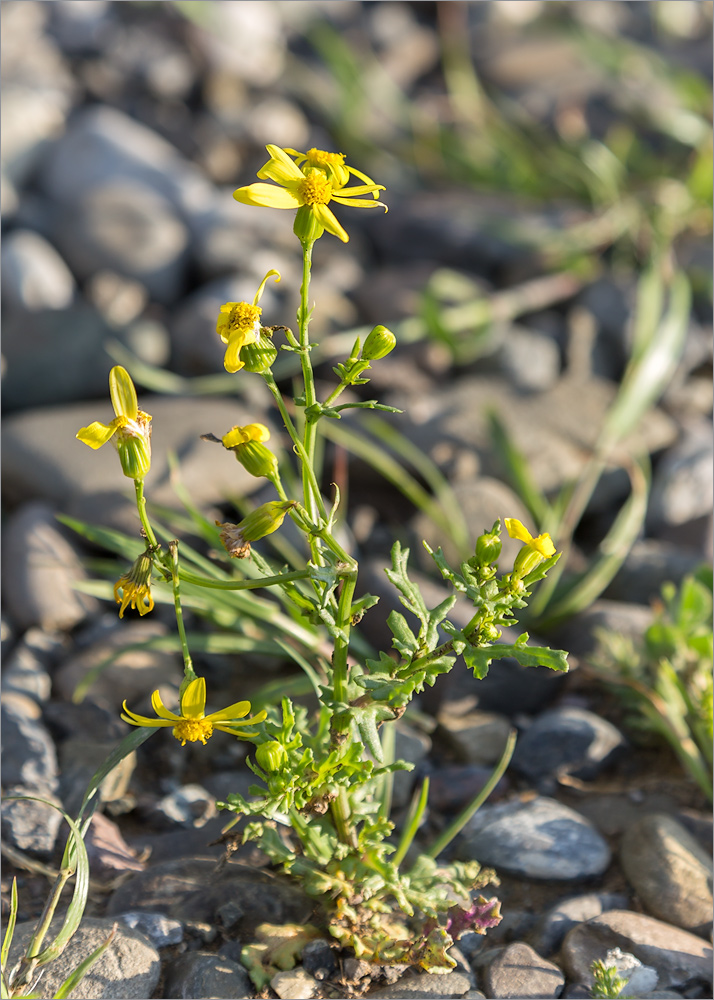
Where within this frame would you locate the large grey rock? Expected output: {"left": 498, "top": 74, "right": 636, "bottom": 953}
{"left": 561, "top": 910, "right": 712, "bottom": 991}
{"left": 1, "top": 628, "right": 65, "bottom": 702}
{"left": 511, "top": 706, "right": 626, "bottom": 784}
{"left": 648, "top": 423, "right": 713, "bottom": 535}
{"left": 7, "top": 916, "right": 160, "bottom": 999}
{"left": 1, "top": 502, "right": 97, "bottom": 632}
{"left": 1, "top": 691, "right": 58, "bottom": 791}
{"left": 620, "top": 814, "right": 713, "bottom": 935}
{"left": 529, "top": 892, "right": 629, "bottom": 956}
{"left": 1, "top": 229, "right": 75, "bottom": 311}
{"left": 482, "top": 941, "right": 565, "bottom": 998}
{"left": 458, "top": 795, "right": 611, "bottom": 880}
{"left": 365, "top": 970, "right": 473, "bottom": 998}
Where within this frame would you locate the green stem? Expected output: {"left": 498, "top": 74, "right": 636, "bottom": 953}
{"left": 331, "top": 571, "right": 357, "bottom": 713}
{"left": 178, "top": 567, "right": 313, "bottom": 590}
{"left": 168, "top": 541, "right": 195, "bottom": 679}
{"left": 134, "top": 479, "right": 158, "bottom": 548}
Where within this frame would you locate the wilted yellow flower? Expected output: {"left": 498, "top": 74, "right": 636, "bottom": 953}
{"left": 121, "top": 676, "right": 267, "bottom": 746}
{"left": 216, "top": 270, "right": 280, "bottom": 374}
{"left": 222, "top": 423, "right": 278, "bottom": 479}
{"left": 233, "top": 145, "right": 386, "bottom": 243}
{"left": 216, "top": 500, "right": 297, "bottom": 559}
{"left": 114, "top": 549, "right": 155, "bottom": 618}
{"left": 505, "top": 518, "right": 556, "bottom": 579}
{"left": 76, "top": 367, "right": 152, "bottom": 480}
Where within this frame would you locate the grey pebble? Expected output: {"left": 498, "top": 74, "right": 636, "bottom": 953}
{"left": 1, "top": 228, "right": 75, "bottom": 311}
{"left": 1, "top": 628, "right": 65, "bottom": 702}
{"left": 560, "top": 910, "right": 712, "bottom": 991}
{"left": 648, "top": 422, "right": 713, "bottom": 540}
{"left": 605, "top": 539, "right": 705, "bottom": 605}
{"left": 6, "top": 916, "right": 160, "bottom": 1000}
{"left": 436, "top": 707, "right": 512, "bottom": 766}
{"left": 620, "top": 814, "right": 713, "bottom": 935}
{"left": 1, "top": 502, "right": 97, "bottom": 633}
{"left": 549, "top": 599, "right": 654, "bottom": 659}
{"left": 482, "top": 941, "right": 565, "bottom": 998}
{"left": 510, "top": 706, "right": 626, "bottom": 784}
{"left": 529, "top": 892, "right": 629, "bottom": 956}
{"left": 164, "top": 951, "right": 253, "bottom": 999}
{"left": 1, "top": 785, "right": 63, "bottom": 857}
{"left": 153, "top": 783, "right": 217, "bottom": 829}
{"left": 271, "top": 967, "right": 319, "bottom": 999}
{"left": 117, "top": 911, "right": 183, "bottom": 948}
{"left": 457, "top": 795, "right": 611, "bottom": 880}
{"left": 365, "top": 969, "right": 473, "bottom": 998}
{"left": 1, "top": 691, "right": 58, "bottom": 791}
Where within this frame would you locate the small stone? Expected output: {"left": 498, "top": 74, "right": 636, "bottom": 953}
{"left": 7, "top": 916, "right": 160, "bottom": 999}
{"left": 301, "top": 938, "right": 338, "bottom": 979}
{"left": 1, "top": 691, "right": 58, "bottom": 791}
{"left": 561, "top": 910, "right": 712, "bottom": 991}
{"left": 458, "top": 795, "right": 611, "bottom": 880}
{"left": 483, "top": 941, "right": 565, "bottom": 998}
{"left": 1, "top": 502, "right": 97, "bottom": 633}
{"left": 498, "top": 325, "right": 561, "bottom": 393}
{"left": 427, "top": 763, "right": 509, "bottom": 813}
{"left": 648, "top": 423, "right": 713, "bottom": 532}
{"left": 620, "top": 814, "right": 713, "bottom": 935}
{"left": 550, "top": 599, "right": 654, "bottom": 659}
{"left": 164, "top": 951, "right": 252, "bottom": 999}
{"left": 118, "top": 911, "right": 183, "bottom": 948}
{"left": 605, "top": 539, "right": 704, "bottom": 604}
{"left": 85, "top": 813, "right": 144, "bottom": 876}
{"left": 1, "top": 628, "right": 65, "bottom": 702}
{"left": 437, "top": 708, "right": 512, "bottom": 765}
{"left": 530, "top": 892, "right": 629, "bottom": 956}
{"left": 154, "top": 784, "right": 217, "bottom": 829}
{"left": 1, "top": 229, "right": 75, "bottom": 311}
{"left": 271, "top": 967, "right": 319, "bottom": 999}
{"left": 1, "top": 784, "right": 63, "bottom": 857}
{"left": 365, "top": 970, "right": 473, "bottom": 998}
{"left": 511, "top": 706, "right": 626, "bottom": 784}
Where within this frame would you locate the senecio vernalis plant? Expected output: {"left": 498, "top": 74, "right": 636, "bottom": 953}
{"left": 77, "top": 144, "right": 568, "bottom": 976}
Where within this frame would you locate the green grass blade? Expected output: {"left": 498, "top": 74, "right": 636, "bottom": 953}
{"left": 393, "top": 777, "right": 430, "bottom": 869}
{"left": 51, "top": 925, "right": 118, "bottom": 1000}
{"left": 487, "top": 410, "right": 552, "bottom": 527}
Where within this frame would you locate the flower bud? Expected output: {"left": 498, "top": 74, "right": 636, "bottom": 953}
{"left": 241, "top": 331, "right": 278, "bottom": 373}
{"left": 293, "top": 204, "right": 325, "bottom": 244}
{"left": 256, "top": 740, "right": 286, "bottom": 771}
{"left": 234, "top": 440, "right": 279, "bottom": 479}
{"left": 475, "top": 528, "right": 502, "bottom": 567}
{"left": 239, "top": 500, "right": 296, "bottom": 541}
{"left": 116, "top": 410, "right": 152, "bottom": 480}
{"left": 361, "top": 325, "right": 396, "bottom": 361}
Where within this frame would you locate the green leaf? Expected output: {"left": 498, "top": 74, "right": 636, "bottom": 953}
{"left": 464, "top": 641, "right": 569, "bottom": 680}
{"left": 387, "top": 610, "right": 419, "bottom": 657}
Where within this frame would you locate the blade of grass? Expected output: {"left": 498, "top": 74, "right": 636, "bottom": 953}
{"left": 392, "top": 778, "right": 430, "bottom": 869}
{"left": 487, "top": 411, "right": 553, "bottom": 528}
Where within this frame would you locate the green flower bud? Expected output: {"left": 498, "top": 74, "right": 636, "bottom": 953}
{"left": 293, "top": 205, "right": 324, "bottom": 244}
{"left": 115, "top": 413, "right": 152, "bottom": 481}
{"left": 241, "top": 330, "right": 278, "bottom": 373}
{"left": 475, "top": 529, "right": 502, "bottom": 567}
{"left": 256, "top": 740, "right": 287, "bottom": 771}
{"left": 240, "top": 500, "right": 296, "bottom": 542}
{"left": 361, "top": 325, "right": 396, "bottom": 361}
{"left": 234, "top": 440, "right": 279, "bottom": 479}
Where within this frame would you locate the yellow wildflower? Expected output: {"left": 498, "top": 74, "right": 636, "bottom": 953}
{"left": 76, "top": 366, "right": 152, "bottom": 480}
{"left": 222, "top": 423, "right": 278, "bottom": 479}
{"left": 216, "top": 500, "right": 297, "bottom": 559}
{"left": 233, "top": 144, "right": 386, "bottom": 243}
{"left": 114, "top": 549, "right": 155, "bottom": 618}
{"left": 217, "top": 270, "right": 280, "bottom": 373}
{"left": 121, "top": 676, "right": 267, "bottom": 746}
{"left": 505, "top": 518, "right": 556, "bottom": 580}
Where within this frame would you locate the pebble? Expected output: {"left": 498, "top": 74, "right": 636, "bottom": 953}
{"left": 605, "top": 539, "right": 705, "bottom": 604}
{"left": 648, "top": 422, "right": 713, "bottom": 541}
{"left": 84, "top": 813, "right": 145, "bottom": 876}
{"left": 106, "top": 858, "right": 311, "bottom": 932}
{"left": 510, "top": 706, "right": 626, "bottom": 785}
{"left": 3, "top": 396, "right": 273, "bottom": 530}
{"left": 164, "top": 952, "right": 253, "bottom": 999}
{"left": 118, "top": 910, "right": 183, "bottom": 947}
{"left": 427, "top": 763, "right": 509, "bottom": 813}
{"left": 498, "top": 324, "right": 562, "bottom": 393}
{"left": 482, "top": 941, "right": 565, "bottom": 998}
{"left": 6, "top": 916, "right": 160, "bottom": 1000}
{"left": 153, "top": 783, "right": 217, "bottom": 829}
{"left": 560, "top": 909, "right": 713, "bottom": 991}
{"left": 1, "top": 502, "right": 98, "bottom": 633}
{"left": 1, "top": 228, "right": 75, "bottom": 311}
{"left": 458, "top": 795, "right": 611, "bottom": 880}
{"left": 271, "top": 967, "right": 319, "bottom": 999}
{"left": 301, "top": 938, "right": 338, "bottom": 980}
{"left": 620, "top": 814, "right": 713, "bottom": 935}
{"left": 1, "top": 627, "right": 64, "bottom": 702}
{"left": 549, "top": 599, "right": 654, "bottom": 659}
{"left": 436, "top": 707, "right": 512, "bottom": 765}
{"left": 1, "top": 691, "right": 58, "bottom": 791}
{"left": 365, "top": 970, "right": 473, "bottom": 998}
{"left": 1, "top": 785, "right": 63, "bottom": 857}
{"left": 530, "top": 892, "right": 629, "bottom": 956}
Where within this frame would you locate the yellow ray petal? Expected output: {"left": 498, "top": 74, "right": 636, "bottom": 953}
{"left": 109, "top": 366, "right": 138, "bottom": 420}
{"left": 209, "top": 700, "right": 251, "bottom": 722}
{"left": 504, "top": 518, "right": 533, "bottom": 544}
{"left": 76, "top": 419, "right": 121, "bottom": 449}
{"left": 313, "top": 203, "right": 348, "bottom": 243}
{"left": 150, "top": 689, "right": 182, "bottom": 721}
{"left": 181, "top": 677, "right": 207, "bottom": 719}
{"left": 233, "top": 183, "right": 301, "bottom": 210}
{"left": 258, "top": 145, "right": 305, "bottom": 185}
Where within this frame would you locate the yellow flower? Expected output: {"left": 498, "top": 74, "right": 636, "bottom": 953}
{"left": 121, "top": 676, "right": 267, "bottom": 746}
{"left": 216, "top": 500, "right": 297, "bottom": 559}
{"left": 76, "top": 366, "right": 152, "bottom": 480}
{"left": 221, "top": 423, "right": 271, "bottom": 448}
{"left": 114, "top": 549, "right": 155, "bottom": 618}
{"left": 505, "top": 518, "right": 556, "bottom": 580}
{"left": 217, "top": 270, "right": 280, "bottom": 373}
{"left": 222, "top": 423, "right": 278, "bottom": 479}
{"left": 233, "top": 144, "right": 386, "bottom": 243}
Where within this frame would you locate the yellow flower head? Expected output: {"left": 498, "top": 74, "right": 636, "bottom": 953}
{"left": 76, "top": 366, "right": 152, "bottom": 480}
{"left": 114, "top": 549, "right": 155, "bottom": 618}
{"left": 233, "top": 144, "right": 386, "bottom": 243}
{"left": 221, "top": 423, "right": 271, "bottom": 449}
{"left": 217, "top": 270, "right": 280, "bottom": 373}
{"left": 121, "top": 676, "right": 267, "bottom": 746}
{"left": 505, "top": 518, "right": 556, "bottom": 580}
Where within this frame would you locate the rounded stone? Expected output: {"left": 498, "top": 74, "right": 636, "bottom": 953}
{"left": 164, "top": 952, "right": 252, "bottom": 999}
{"left": 458, "top": 795, "right": 611, "bottom": 880}
{"left": 482, "top": 941, "right": 565, "bottom": 998}
{"left": 7, "top": 916, "right": 160, "bottom": 999}
{"left": 620, "top": 814, "right": 713, "bottom": 935}
{"left": 511, "top": 706, "right": 626, "bottom": 783}
{"left": 1, "top": 228, "right": 75, "bottom": 311}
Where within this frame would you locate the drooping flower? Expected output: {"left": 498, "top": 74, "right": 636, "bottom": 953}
{"left": 505, "top": 518, "right": 556, "bottom": 579}
{"left": 121, "top": 676, "right": 267, "bottom": 746}
{"left": 114, "top": 548, "right": 155, "bottom": 618}
{"left": 221, "top": 423, "right": 279, "bottom": 479}
{"left": 76, "top": 366, "right": 152, "bottom": 480}
{"left": 233, "top": 144, "right": 386, "bottom": 243}
{"left": 216, "top": 270, "right": 280, "bottom": 373}
{"left": 216, "top": 500, "right": 297, "bottom": 559}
